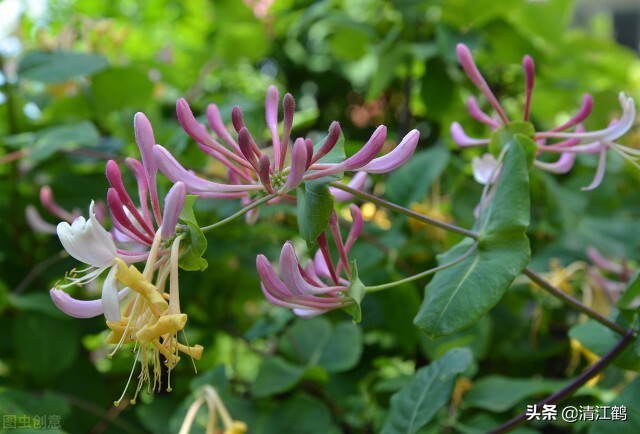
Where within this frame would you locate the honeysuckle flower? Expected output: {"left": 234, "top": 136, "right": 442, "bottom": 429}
{"left": 256, "top": 204, "right": 363, "bottom": 318}
{"left": 106, "top": 235, "right": 204, "bottom": 405}
{"left": 453, "top": 43, "right": 637, "bottom": 190}
{"left": 152, "top": 87, "right": 419, "bottom": 216}
{"left": 49, "top": 200, "right": 125, "bottom": 320}
{"left": 179, "top": 385, "right": 247, "bottom": 434}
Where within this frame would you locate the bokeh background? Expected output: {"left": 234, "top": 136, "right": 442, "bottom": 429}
{"left": 1, "top": 0, "right": 640, "bottom": 433}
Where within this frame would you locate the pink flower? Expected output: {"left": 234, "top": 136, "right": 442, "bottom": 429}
{"left": 153, "top": 87, "right": 420, "bottom": 208}
{"left": 256, "top": 204, "right": 363, "bottom": 318}
{"left": 453, "top": 43, "right": 636, "bottom": 190}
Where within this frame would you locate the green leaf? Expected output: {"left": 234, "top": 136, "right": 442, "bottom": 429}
{"left": 464, "top": 376, "right": 568, "bottom": 412}
{"left": 414, "top": 141, "right": 531, "bottom": 338}
{"left": 294, "top": 129, "right": 343, "bottom": 243}
{"left": 381, "top": 348, "right": 473, "bottom": 434}
{"left": 279, "top": 317, "right": 362, "bottom": 373}
{"left": 421, "top": 59, "right": 455, "bottom": 116}
{"left": 489, "top": 123, "right": 536, "bottom": 160}
{"left": 8, "top": 293, "right": 67, "bottom": 319}
{"left": 296, "top": 182, "right": 335, "bottom": 244}
{"left": 179, "top": 195, "right": 198, "bottom": 224}
{"left": 589, "top": 376, "right": 640, "bottom": 434}
{"left": 569, "top": 320, "right": 640, "bottom": 371}
{"left": 178, "top": 196, "right": 208, "bottom": 271}
{"left": 19, "top": 51, "right": 109, "bottom": 83}
{"left": 28, "top": 121, "right": 100, "bottom": 161}
{"left": 178, "top": 222, "right": 208, "bottom": 271}
{"left": 344, "top": 260, "right": 366, "bottom": 323}
{"left": 91, "top": 67, "right": 153, "bottom": 114}
{"left": 13, "top": 312, "right": 80, "bottom": 383}
{"left": 367, "top": 45, "right": 408, "bottom": 100}
{"left": 617, "top": 271, "right": 640, "bottom": 312}
{"left": 0, "top": 389, "right": 71, "bottom": 434}
{"left": 385, "top": 146, "right": 450, "bottom": 206}
{"left": 258, "top": 394, "right": 340, "bottom": 434}
{"left": 135, "top": 398, "right": 175, "bottom": 434}
{"left": 251, "top": 357, "right": 306, "bottom": 397}
{"left": 420, "top": 315, "right": 492, "bottom": 361}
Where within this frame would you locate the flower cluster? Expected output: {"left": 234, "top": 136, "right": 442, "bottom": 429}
{"left": 154, "top": 86, "right": 419, "bottom": 220}
{"left": 453, "top": 43, "right": 637, "bottom": 190}
{"left": 257, "top": 204, "right": 363, "bottom": 318}
{"left": 45, "top": 86, "right": 420, "bottom": 401}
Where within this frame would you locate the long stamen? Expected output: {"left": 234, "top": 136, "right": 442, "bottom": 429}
{"left": 113, "top": 346, "right": 141, "bottom": 406}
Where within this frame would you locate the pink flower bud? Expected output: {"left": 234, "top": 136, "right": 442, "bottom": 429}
{"left": 161, "top": 182, "right": 186, "bottom": 239}
{"left": 359, "top": 129, "right": 419, "bottom": 174}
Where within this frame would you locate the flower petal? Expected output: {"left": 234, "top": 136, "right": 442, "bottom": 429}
{"left": 154, "top": 145, "right": 263, "bottom": 193}
{"left": 359, "top": 129, "right": 419, "bottom": 174}
{"left": 101, "top": 265, "right": 122, "bottom": 322}
{"left": 161, "top": 182, "right": 187, "bottom": 239}
{"left": 57, "top": 201, "right": 117, "bottom": 268}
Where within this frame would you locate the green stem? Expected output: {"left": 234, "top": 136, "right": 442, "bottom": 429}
{"left": 200, "top": 193, "right": 277, "bottom": 233}
{"left": 366, "top": 242, "right": 479, "bottom": 292}
{"left": 329, "top": 182, "right": 479, "bottom": 239}
{"left": 489, "top": 329, "right": 636, "bottom": 434}
{"left": 524, "top": 267, "right": 628, "bottom": 336}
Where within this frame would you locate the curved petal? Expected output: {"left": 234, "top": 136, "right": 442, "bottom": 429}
{"left": 51, "top": 285, "right": 130, "bottom": 319}
{"left": 25, "top": 205, "right": 57, "bottom": 234}
{"left": 581, "top": 149, "right": 607, "bottom": 191}
{"left": 154, "top": 145, "right": 263, "bottom": 193}
{"left": 359, "top": 129, "right": 419, "bottom": 174}
{"left": 451, "top": 122, "right": 489, "bottom": 147}
{"left": 57, "top": 201, "right": 117, "bottom": 268}
{"left": 533, "top": 152, "right": 576, "bottom": 174}
{"left": 161, "top": 181, "right": 187, "bottom": 239}
{"left": 279, "top": 242, "right": 344, "bottom": 295}
{"left": 282, "top": 138, "right": 307, "bottom": 191}
{"left": 101, "top": 265, "right": 122, "bottom": 322}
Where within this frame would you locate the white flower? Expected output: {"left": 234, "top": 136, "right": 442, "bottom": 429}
{"left": 54, "top": 201, "right": 123, "bottom": 321}
{"left": 472, "top": 153, "right": 500, "bottom": 185}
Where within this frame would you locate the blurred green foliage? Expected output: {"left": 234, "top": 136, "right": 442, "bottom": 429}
{"left": 1, "top": 0, "right": 640, "bottom": 432}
